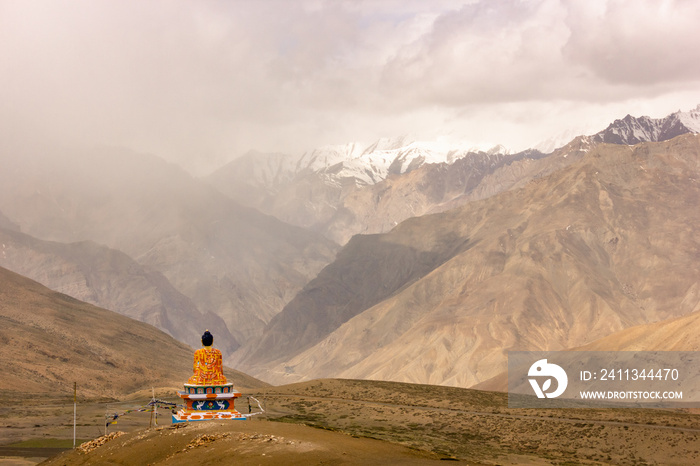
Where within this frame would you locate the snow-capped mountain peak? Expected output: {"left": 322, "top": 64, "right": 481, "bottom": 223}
{"left": 292, "top": 137, "right": 510, "bottom": 186}
{"left": 675, "top": 103, "right": 700, "bottom": 133}
{"left": 295, "top": 142, "right": 367, "bottom": 173}
{"left": 534, "top": 104, "right": 700, "bottom": 153}
{"left": 593, "top": 104, "right": 700, "bottom": 146}
{"left": 360, "top": 135, "right": 416, "bottom": 155}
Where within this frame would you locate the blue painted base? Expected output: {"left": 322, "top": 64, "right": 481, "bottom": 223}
{"left": 172, "top": 414, "right": 247, "bottom": 423}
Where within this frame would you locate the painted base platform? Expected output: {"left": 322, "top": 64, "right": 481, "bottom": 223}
{"left": 173, "top": 382, "right": 246, "bottom": 423}
{"left": 172, "top": 410, "right": 246, "bottom": 423}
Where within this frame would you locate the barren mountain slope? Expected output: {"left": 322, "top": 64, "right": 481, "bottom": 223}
{"left": 323, "top": 149, "right": 549, "bottom": 244}
{"left": 0, "top": 267, "right": 265, "bottom": 398}
{"left": 0, "top": 226, "right": 237, "bottom": 353}
{"left": 233, "top": 230, "right": 470, "bottom": 371}
{"left": 326, "top": 137, "right": 599, "bottom": 245}
{"left": 240, "top": 134, "right": 700, "bottom": 386}
{"left": 577, "top": 309, "right": 700, "bottom": 352}
{"left": 334, "top": 138, "right": 598, "bottom": 245}
{"left": 0, "top": 145, "right": 338, "bottom": 348}
{"left": 0, "top": 210, "right": 19, "bottom": 231}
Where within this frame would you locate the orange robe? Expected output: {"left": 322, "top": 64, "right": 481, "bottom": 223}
{"left": 187, "top": 346, "right": 227, "bottom": 385}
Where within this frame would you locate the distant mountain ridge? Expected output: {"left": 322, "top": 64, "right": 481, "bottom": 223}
{"left": 293, "top": 138, "right": 511, "bottom": 186}
{"left": 208, "top": 105, "right": 700, "bottom": 246}
{"left": 212, "top": 105, "right": 700, "bottom": 197}
{"left": 207, "top": 137, "right": 512, "bottom": 201}
{"left": 207, "top": 139, "right": 543, "bottom": 244}
{"left": 593, "top": 104, "right": 700, "bottom": 145}
{"left": 0, "top": 210, "right": 20, "bottom": 231}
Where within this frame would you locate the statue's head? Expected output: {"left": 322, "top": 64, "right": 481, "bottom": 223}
{"left": 202, "top": 329, "right": 213, "bottom": 347}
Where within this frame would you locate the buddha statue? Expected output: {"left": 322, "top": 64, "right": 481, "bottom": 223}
{"left": 187, "top": 330, "right": 227, "bottom": 385}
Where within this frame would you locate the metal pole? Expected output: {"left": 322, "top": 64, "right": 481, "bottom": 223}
{"left": 73, "top": 382, "right": 77, "bottom": 449}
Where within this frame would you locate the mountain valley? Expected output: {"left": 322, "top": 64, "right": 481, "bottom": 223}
{"left": 236, "top": 133, "right": 700, "bottom": 386}
{"left": 1, "top": 107, "right": 699, "bottom": 391}
{"left": 0, "top": 144, "right": 338, "bottom": 350}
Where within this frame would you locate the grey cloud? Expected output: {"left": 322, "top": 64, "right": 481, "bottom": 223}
{"left": 562, "top": 0, "right": 700, "bottom": 85}
{"left": 1, "top": 0, "right": 699, "bottom": 173}
{"left": 378, "top": 0, "right": 576, "bottom": 106}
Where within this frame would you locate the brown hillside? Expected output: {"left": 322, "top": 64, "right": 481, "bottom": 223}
{"left": 0, "top": 266, "right": 266, "bottom": 398}
{"left": 474, "top": 309, "right": 700, "bottom": 392}
{"left": 577, "top": 309, "right": 700, "bottom": 352}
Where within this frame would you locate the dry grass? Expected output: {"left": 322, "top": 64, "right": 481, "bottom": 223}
{"left": 260, "top": 379, "right": 700, "bottom": 464}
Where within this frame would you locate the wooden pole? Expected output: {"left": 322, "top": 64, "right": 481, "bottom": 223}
{"left": 149, "top": 387, "right": 156, "bottom": 428}
{"left": 73, "top": 382, "right": 77, "bottom": 449}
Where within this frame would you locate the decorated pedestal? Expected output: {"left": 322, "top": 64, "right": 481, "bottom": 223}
{"left": 172, "top": 383, "right": 245, "bottom": 423}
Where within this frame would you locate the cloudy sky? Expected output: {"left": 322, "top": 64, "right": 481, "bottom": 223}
{"left": 2, "top": 0, "right": 700, "bottom": 174}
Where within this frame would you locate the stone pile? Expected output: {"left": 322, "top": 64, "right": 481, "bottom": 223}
{"left": 77, "top": 431, "right": 127, "bottom": 454}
